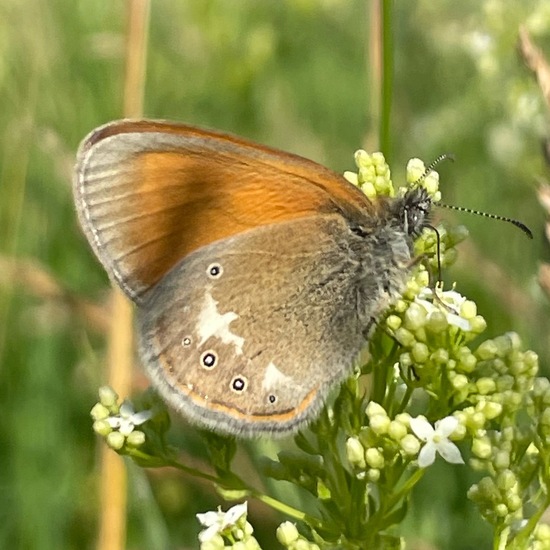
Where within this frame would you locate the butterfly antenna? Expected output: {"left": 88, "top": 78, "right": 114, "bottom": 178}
{"left": 413, "top": 153, "right": 455, "bottom": 186}
{"left": 438, "top": 203, "right": 533, "bottom": 239}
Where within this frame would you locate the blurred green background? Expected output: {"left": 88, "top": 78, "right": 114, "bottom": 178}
{"left": 1, "top": 1, "right": 550, "bottom": 548}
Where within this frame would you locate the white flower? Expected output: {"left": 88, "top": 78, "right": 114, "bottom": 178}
{"left": 416, "top": 288, "right": 473, "bottom": 332}
{"left": 409, "top": 416, "right": 464, "bottom": 468}
{"left": 196, "top": 502, "right": 248, "bottom": 543}
{"left": 107, "top": 401, "right": 152, "bottom": 436}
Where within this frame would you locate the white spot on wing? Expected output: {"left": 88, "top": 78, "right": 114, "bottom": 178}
{"left": 262, "top": 362, "right": 295, "bottom": 391}
{"left": 196, "top": 291, "right": 244, "bottom": 354}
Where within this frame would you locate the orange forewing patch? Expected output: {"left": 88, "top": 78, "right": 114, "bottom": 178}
{"left": 78, "top": 120, "right": 377, "bottom": 298}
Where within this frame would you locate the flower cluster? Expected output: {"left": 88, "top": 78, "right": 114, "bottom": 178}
{"left": 344, "top": 150, "right": 395, "bottom": 198}
{"left": 91, "top": 152, "right": 545, "bottom": 550}
{"left": 196, "top": 502, "right": 260, "bottom": 550}
{"left": 346, "top": 403, "right": 464, "bottom": 476}
{"left": 91, "top": 386, "right": 152, "bottom": 450}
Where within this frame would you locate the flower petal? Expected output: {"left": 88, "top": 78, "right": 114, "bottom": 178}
{"left": 196, "top": 510, "right": 220, "bottom": 527}
{"left": 119, "top": 401, "right": 135, "bottom": 418}
{"left": 198, "top": 524, "right": 221, "bottom": 543}
{"left": 119, "top": 420, "right": 134, "bottom": 437}
{"left": 436, "top": 440, "right": 464, "bottom": 465}
{"left": 447, "top": 313, "right": 471, "bottom": 332}
{"left": 434, "top": 416, "right": 459, "bottom": 438}
{"left": 131, "top": 410, "right": 153, "bottom": 425}
{"left": 409, "top": 417, "right": 434, "bottom": 441}
{"left": 223, "top": 502, "right": 247, "bottom": 527}
{"left": 106, "top": 416, "right": 122, "bottom": 429}
{"left": 418, "top": 442, "right": 437, "bottom": 468}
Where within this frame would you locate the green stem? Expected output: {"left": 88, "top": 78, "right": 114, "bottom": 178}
{"left": 156, "top": 455, "right": 324, "bottom": 529}
{"left": 380, "top": 0, "right": 394, "bottom": 160}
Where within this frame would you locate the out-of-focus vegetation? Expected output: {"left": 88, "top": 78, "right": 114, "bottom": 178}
{"left": 1, "top": 1, "right": 549, "bottom": 548}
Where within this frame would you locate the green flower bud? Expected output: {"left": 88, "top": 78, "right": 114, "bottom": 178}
{"left": 90, "top": 403, "right": 110, "bottom": 421}
{"left": 362, "top": 182, "right": 377, "bottom": 198}
{"left": 371, "top": 151, "right": 386, "bottom": 166}
{"left": 482, "top": 401, "right": 503, "bottom": 420}
{"left": 506, "top": 494, "right": 522, "bottom": 512}
{"left": 431, "top": 348, "right": 449, "bottom": 364}
{"left": 524, "top": 350, "right": 539, "bottom": 369}
{"left": 426, "top": 310, "right": 448, "bottom": 333}
{"left": 400, "top": 434, "right": 421, "bottom": 455}
{"left": 457, "top": 348, "right": 477, "bottom": 372}
{"left": 386, "top": 314, "right": 402, "bottom": 331}
{"left": 463, "top": 315, "right": 482, "bottom": 334}
{"left": 497, "top": 470, "right": 516, "bottom": 491}
{"left": 404, "top": 303, "right": 427, "bottom": 331}
{"left": 472, "top": 437, "right": 492, "bottom": 459}
{"left": 493, "top": 450, "right": 510, "bottom": 470}
{"left": 276, "top": 522, "right": 300, "bottom": 546}
{"left": 126, "top": 430, "right": 146, "bottom": 447}
{"left": 478, "top": 477, "right": 498, "bottom": 499}
{"left": 370, "top": 415, "right": 391, "bottom": 435}
{"left": 365, "top": 448, "right": 385, "bottom": 469}
{"left": 346, "top": 437, "right": 366, "bottom": 469}
{"left": 414, "top": 327, "right": 427, "bottom": 343}
{"left": 451, "top": 373, "right": 469, "bottom": 391}
{"left": 477, "top": 340, "right": 498, "bottom": 360}
{"left": 98, "top": 386, "right": 119, "bottom": 408}
{"left": 451, "top": 421, "right": 467, "bottom": 440}
{"left": 93, "top": 419, "right": 112, "bottom": 437}
{"left": 343, "top": 171, "right": 359, "bottom": 186}
{"left": 476, "top": 377, "right": 497, "bottom": 395}
{"left": 460, "top": 300, "right": 477, "bottom": 319}
{"left": 395, "top": 327, "right": 415, "bottom": 347}
{"left": 423, "top": 173, "right": 440, "bottom": 196}
{"left": 406, "top": 158, "right": 425, "bottom": 184}
{"left": 412, "top": 342, "right": 429, "bottom": 363}
{"left": 394, "top": 299, "right": 408, "bottom": 313}
{"left": 469, "top": 411, "right": 487, "bottom": 430}
{"left": 395, "top": 413, "right": 412, "bottom": 427}
{"left": 354, "top": 149, "right": 371, "bottom": 168}
{"left": 495, "top": 504, "right": 508, "bottom": 518}
{"left": 496, "top": 375, "right": 515, "bottom": 392}
{"left": 388, "top": 420, "right": 408, "bottom": 441}
{"left": 534, "top": 523, "right": 550, "bottom": 542}
{"left": 502, "top": 391, "right": 522, "bottom": 410}
{"left": 367, "top": 468, "right": 381, "bottom": 482}
{"left": 366, "top": 402, "right": 386, "bottom": 417}
{"left": 509, "top": 359, "right": 526, "bottom": 376}
{"left": 106, "top": 431, "right": 125, "bottom": 450}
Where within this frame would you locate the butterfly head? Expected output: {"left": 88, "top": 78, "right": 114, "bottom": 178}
{"left": 400, "top": 186, "right": 433, "bottom": 238}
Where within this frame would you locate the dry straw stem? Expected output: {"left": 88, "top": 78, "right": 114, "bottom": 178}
{"left": 518, "top": 26, "right": 550, "bottom": 108}
{"left": 518, "top": 27, "right": 550, "bottom": 301}
{"left": 96, "top": 2, "right": 150, "bottom": 550}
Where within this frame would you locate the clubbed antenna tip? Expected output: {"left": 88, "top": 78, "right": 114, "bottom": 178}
{"left": 439, "top": 203, "right": 533, "bottom": 239}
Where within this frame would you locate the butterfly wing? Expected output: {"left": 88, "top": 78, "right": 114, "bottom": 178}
{"left": 73, "top": 119, "right": 406, "bottom": 436}
{"left": 138, "top": 213, "right": 377, "bottom": 436}
{"left": 73, "top": 119, "right": 376, "bottom": 303}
